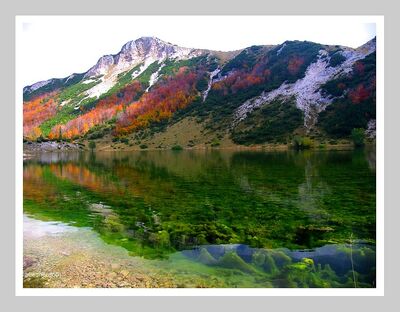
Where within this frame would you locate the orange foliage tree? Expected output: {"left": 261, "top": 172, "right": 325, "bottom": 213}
{"left": 23, "top": 91, "right": 58, "bottom": 140}
{"left": 115, "top": 71, "right": 198, "bottom": 136}
{"left": 48, "top": 81, "right": 142, "bottom": 139}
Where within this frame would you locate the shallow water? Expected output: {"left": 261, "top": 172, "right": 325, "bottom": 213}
{"left": 23, "top": 149, "right": 376, "bottom": 288}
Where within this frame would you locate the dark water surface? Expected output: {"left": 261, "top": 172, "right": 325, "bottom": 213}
{"left": 23, "top": 149, "right": 376, "bottom": 287}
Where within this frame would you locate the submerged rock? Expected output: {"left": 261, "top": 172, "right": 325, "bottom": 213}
{"left": 269, "top": 249, "right": 292, "bottom": 268}
{"left": 252, "top": 250, "right": 279, "bottom": 274}
{"left": 217, "top": 251, "right": 257, "bottom": 273}
{"left": 196, "top": 247, "right": 217, "bottom": 265}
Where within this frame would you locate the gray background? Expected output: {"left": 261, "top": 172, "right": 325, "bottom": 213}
{"left": 1, "top": 0, "right": 398, "bottom": 310}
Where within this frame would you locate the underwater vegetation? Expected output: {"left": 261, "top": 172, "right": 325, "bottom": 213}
{"left": 180, "top": 243, "right": 375, "bottom": 288}
{"left": 23, "top": 149, "right": 376, "bottom": 287}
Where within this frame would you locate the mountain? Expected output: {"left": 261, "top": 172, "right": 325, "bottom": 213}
{"left": 23, "top": 36, "right": 376, "bottom": 150}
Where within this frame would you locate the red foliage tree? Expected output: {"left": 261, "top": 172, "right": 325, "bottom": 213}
{"left": 287, "top": 56, "right": 305, "bottom": 75}
{"left": 354, "top": 61, "right": 365, "bottom": 76}
{"left": 211, "top": 66, "right": 268, "bottom": 95}
{"left": 115, "top": 71, "right": 198, "bottom": 136}
{"left": 348, "top": 84, "right": 371, "bottom": 104}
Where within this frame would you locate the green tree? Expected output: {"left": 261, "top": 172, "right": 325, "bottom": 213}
{"left": 171, "top": 145, "right": 183, "bottom": 151}
{"left": 88, "top": 141, "right": 96, "bottom": 151}
{"left": 351, "top": 128, "right": 365, "bottom": 147}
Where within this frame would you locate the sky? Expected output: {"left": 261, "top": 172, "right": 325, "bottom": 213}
{"left": 17, "top": 16, "right": 377, "bottom": 87}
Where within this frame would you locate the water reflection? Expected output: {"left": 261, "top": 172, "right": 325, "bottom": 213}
{"left": 24, "top": 150, "right": 376, "bottom": 258}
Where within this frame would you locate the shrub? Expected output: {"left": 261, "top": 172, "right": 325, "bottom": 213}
{"left": 232, "top": 99, "right": 303, "bottom": 145}
{"left": 87, "top": 131, "right": 104, "bottom": 140}
{"left": 210, "top": 139, "right": 220, "bottom": 147}
{"left": 139, "top": 144, "right": 148, "bottom": 149}
{"left": 171, "top": 145, "right": 183, "bottom": 151}
{"left": 292, "top": 136, "right": 313, "bottom": 150}
{"left": 120, "top": 137, "right": 129, "bottom": 145}
{"left": 329, "top": 52, "right": 346, "bottom": 67}
{"left": 351, "top": 128, "right": 365, "bottom": 147}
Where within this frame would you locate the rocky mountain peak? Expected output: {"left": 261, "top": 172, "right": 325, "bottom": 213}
{"left": 121, "top": 36, "right": 174, "bottom": 54}
{"left": 85, "top": 37, "right": 199, "bottom": 78}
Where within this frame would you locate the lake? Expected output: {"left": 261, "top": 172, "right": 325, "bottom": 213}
{"left": 23, "top": 149, "right": 376, "bottom": 288}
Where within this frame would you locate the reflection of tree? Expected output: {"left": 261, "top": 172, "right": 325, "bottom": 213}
{"left": 297, "top": 155, "right": 331, "bottom": 222}
{"left": 23, "top": 165, "right": 57, "bottom": 202}
{"left": 24, "top": 149, "right": 376, "bottom": 257}
{"left": 364, "top": 148, "right": 376, "bottom": 171}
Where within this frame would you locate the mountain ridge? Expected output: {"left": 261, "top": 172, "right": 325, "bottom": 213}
{"left": 24, "top": 36, "right": 374, "bottom": 92}
{"left": 23, "top": 36, "right": 376, "bottom": 149}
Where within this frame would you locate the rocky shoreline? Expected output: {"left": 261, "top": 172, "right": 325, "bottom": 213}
{"left": 24, "top": 141, "right": 84, "bottom": 152}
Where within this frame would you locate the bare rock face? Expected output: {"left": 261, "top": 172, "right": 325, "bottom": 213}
{"left": 233, "top": 38, "right": 376, "bottom": 131}
{"left": 81, "top": 37, "right": 204, "bottom": 99}
{"left": 85, "top": 37, "right": 201, "bottom": 79}
{"left": 366, "top": 119, "right": 376, "bottom": 139}
{"left": 119, "top": 37, "right": 189, "bottom": 61}
{"left": 86, "top": 55, "right": 115, "bottom": 77}
{"left": 23, "top": 79, "right": 54, "bottom": 93}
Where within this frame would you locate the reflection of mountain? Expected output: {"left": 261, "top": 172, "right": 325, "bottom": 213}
{"left": 23, "top": 150, "right": 376, "bottom": 258}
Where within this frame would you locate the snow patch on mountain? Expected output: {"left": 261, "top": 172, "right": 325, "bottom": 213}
{"left": 276, "top": 43, "right": 286, "bottom": 56}
{"left": 146, "top": 63, "right": 165, "bottom": 92}
{"left": 202, "top": 68, "right": 221, "bottom": 101}
{"left": 60, "top": 99, "right": 71, "bottom": 107}
{"left": 129, "top": 58, "right": 155, "bottom": 81}
{"left": 82, "top": 78, "right": 97, "bottom": 84}
{"left": 65, "top": 74, "right": 76, "bottom": 84}
{"left": 234, "top": 42, "right": 376, "bottom": 129}
{"left": 84, "top": 76, "right": 116, "bottom": 99}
